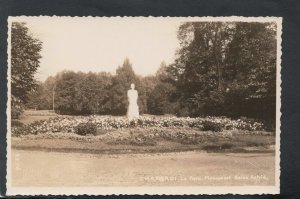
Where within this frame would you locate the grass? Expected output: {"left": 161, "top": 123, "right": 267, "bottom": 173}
{"left": 12, "top": 127, "right": 275, "bottom": 154}
{"left": 19, "top": 110, "right": 57, "bottom": 125}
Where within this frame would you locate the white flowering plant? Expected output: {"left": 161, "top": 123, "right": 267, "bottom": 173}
{"left": 11, "top": 115, "right": 265, "bottom": 137}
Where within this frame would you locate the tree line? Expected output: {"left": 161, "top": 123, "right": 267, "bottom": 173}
{"left": 169, "top": 22, "right": 277, "bottom": 124}
{"left": 26, "top": 59, "right": 174, "bottom": 116}
{"left": 12, "top": 21, "right": 277, "bottom": 125}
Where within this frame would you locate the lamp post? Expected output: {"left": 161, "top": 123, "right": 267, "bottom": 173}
{"left": 52, "top": 86, "right": 55, "bottom": 112}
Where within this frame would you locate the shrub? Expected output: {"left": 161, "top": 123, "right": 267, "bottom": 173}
{"left": 11, "top": 95, "right": 24, "bottom": 119}
{"left": 221, "top": 143, "right": 234, "bottom": 149}
{"left": 74, "top": 122, "right": 97, "bottom": 136}
{"left": 129, "top": 119, "right": 138, "bottom": 128}
{"left": 264, "top": 120, "right": 275, "bottom": 132}
{"left": 202, "top": 121, "right": 222, "bottom": 132}
{"left": 11, "top": 108, "right": 23, "bottom": 119}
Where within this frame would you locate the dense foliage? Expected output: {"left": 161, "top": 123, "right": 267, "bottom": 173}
{"left": 74, "top": 122, "right": 97, "bottom": 136}
{"left": 169, "top": 22, "right": 277, "bottom": 124}
{"left": 11, "top": 22, "right": 42, "bottom": 118}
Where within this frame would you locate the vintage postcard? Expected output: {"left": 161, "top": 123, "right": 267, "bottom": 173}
{"left": 6, "top": 16, "right": 282, "bottom": 195}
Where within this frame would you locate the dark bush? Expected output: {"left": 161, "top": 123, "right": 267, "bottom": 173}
{"left": 11, "top": 108, "right": 23, "bottom": 119}
{"left": 202, "top": 121, "right": 222, "bottom": 132}
{"left": 129, "top": 120, "right": 138, "bottom": 128}
{"left": 262, "top": 119, "right": 275, "bottom": 132}
{"left": 74, "top": 122, "right": 97, "bottom": 136}
{"left": 221, "top": 143, "right": 234, "bottom": 149}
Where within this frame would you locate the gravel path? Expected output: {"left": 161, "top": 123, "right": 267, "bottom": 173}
{"left": 11, "top": 149, "right": 275, "bottom": 186}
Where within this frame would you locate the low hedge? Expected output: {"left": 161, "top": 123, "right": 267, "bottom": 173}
{"left": 74, "top": 122, "right": 97, "bottom": 136}
{"left": 202, "top": 121, "right": 222, "bottom": 132}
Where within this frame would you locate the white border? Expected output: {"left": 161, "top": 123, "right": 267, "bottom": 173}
{"left": 6, "top": 16, "right": 282, "bottom": 195}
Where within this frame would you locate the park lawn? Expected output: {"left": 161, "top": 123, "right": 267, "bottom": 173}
{"left": 19, "top": 115, "right": 57, "bottom": 125}
{"left": 11, "top": 127, "right": 275, "bottom": 154}
{"left": 18, "top": 110, "right": 58, "bottom": 125}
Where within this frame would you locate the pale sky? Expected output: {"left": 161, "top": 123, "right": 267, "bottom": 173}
{"left": 17, "top": 17, "right": 185, "bottom": 81}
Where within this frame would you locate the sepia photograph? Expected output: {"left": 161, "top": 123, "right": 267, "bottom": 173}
{"left": 6, "top": 16, "right": 281, "bottom": 195}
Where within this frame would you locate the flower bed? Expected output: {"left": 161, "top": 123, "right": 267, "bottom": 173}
{"left": 11, "top": 115, "right": 265, "bottom": 137}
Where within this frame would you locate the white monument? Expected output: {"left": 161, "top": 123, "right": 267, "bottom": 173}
{"left": 127, "top": 83, "right": 139, "bottom": 119}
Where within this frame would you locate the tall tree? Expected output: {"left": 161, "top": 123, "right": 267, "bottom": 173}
{"left": 43, "top": 76, "right": 57, "bottom": 110}
{"left": 25, "top": 81, "right": 49, "bottom": 110}
{"left": 110, "top": 58, "right": 139, "bottom": 115}
{"left": 171, "top": 21, "right": 277, "bottom": 120}
{"left": 224, "top": 22, "right": 277, "bottom": 120}
{"left": 171, "top": 22, "right": 232, "bottom": 116}
{"left": 54, "top": 71, "right": 83, "bottom": 114}
{"left": 138, "top": 75, "right": 157, "bottom": 114}
{"left": 74, "top": 72, "right": 112, "bottom": 114}
{"left": 148, "top": 61, "right": 177, "bottom": 115}
{"left": 11, "top": 22, "right": 42, "bottom": 118}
